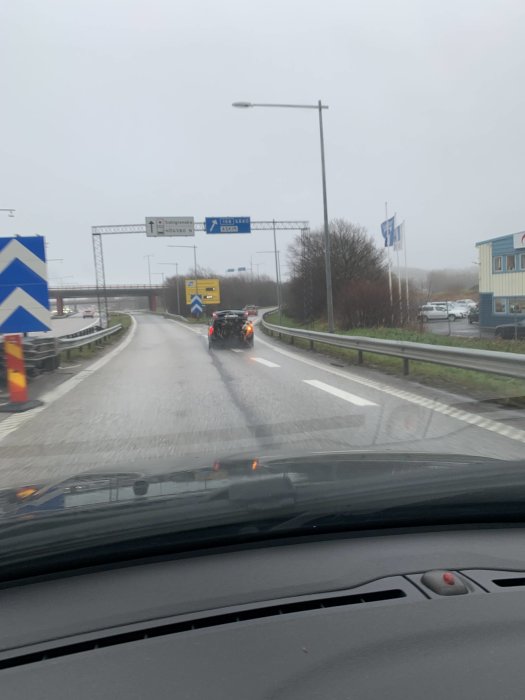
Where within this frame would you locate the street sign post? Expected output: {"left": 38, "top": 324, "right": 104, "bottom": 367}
{"left": 0, "top": 236, "right": 51, "bottom": 333}
{"left": 185, "top": 278, "right": 221, "bottom": 305}
{"left": 145, "top": 217, "right": 195, "bottom": 237}
{"left": 205, "top": 217, "right": 251, "bottom": 234}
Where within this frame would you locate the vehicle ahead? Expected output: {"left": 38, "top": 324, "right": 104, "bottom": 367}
{"left": 208, "top": 310, "right": 254, "bottom": 349}
{"left": 494, "top": 319, "right": 525, "bottom": 339}
{"left": 468, "top": 305, "right": 480, "bottom": 324}
{"left": 82, "top": 308, "right": 95, "bottom": 318}
{"left": 243, "top": 305, "right": 258, "bottom": 317}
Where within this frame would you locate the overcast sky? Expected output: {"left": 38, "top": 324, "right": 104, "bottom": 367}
{"left": 1, "top": 0, "right": 525, "bottom": 285}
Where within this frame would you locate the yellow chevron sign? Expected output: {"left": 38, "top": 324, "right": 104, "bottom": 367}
{"left": 185, "top": 279, "right": 220, "bottom": 305}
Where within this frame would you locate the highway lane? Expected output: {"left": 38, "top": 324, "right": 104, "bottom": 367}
{"left": 0, "top": 312, "right": 524, "bottom": 487}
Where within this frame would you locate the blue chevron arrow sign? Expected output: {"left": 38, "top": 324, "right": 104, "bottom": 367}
{"left": 0, "top": 236, "right": 51, "bottom": 333}
{"left": 191, "top": 294, "right": 203, "bottom": 316}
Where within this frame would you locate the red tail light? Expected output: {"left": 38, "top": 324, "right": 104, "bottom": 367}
{"left": 208, "top": 326, "right": 214, "bottom": 336}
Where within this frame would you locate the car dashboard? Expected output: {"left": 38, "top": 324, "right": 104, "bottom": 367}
{"left": 2, "top": 526, "right": 525, "bottom": 698}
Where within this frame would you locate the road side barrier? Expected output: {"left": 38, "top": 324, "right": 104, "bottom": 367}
{"left": 261, "top": 312, "right": 525, "bottom": 380}
{"left": 0, "top": 334, "right": 44, "bottom": 413}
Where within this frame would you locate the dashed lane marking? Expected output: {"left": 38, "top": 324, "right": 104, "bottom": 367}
{"left": 304, "top": 379, "right": 377, "bottom": 406}
{"left": 251, "top": 358, "right": 280, "bottom": 368}
{"left": 255, "top": 334, "right": 525, "bottom": 446}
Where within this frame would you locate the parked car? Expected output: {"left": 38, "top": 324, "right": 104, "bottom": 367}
{"left": 418, "top": 304, "right": 448, "bottom": 321}
{"left": 447, "top": 304, "right": 467, "bottom": 319}
{"left": 494, "top": 319, "right": 525, "bottom": 340}
{"left": 419, "top": 304, "right": 463, "bottom": 321}
{"left": 455, "top": 299, "right": 478, "bottom": 309}
{"left": 468, "top": 306, "right": 479, "bottom": 324}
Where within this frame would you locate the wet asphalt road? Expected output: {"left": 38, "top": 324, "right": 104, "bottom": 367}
{"left": 0, "top": 312, "right": 524, "bottom": 487}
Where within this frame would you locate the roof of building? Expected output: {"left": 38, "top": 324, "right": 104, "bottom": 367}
{"left": 476, "top": 230, "right": 525, "bottom": 246}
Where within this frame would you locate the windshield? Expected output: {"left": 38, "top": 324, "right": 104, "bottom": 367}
{"left": 1, "top": 0, "right": 525, "bottom": 567}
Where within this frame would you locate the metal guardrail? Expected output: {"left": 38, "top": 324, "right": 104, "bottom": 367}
{"left": 58, "top": 324, "right": 123, "bottom": 351}
{"left": 0, "top": 324, "right": 125, "bottom": 382}
{"left": 261, "top": 312, "right": 525, "bottom": 380}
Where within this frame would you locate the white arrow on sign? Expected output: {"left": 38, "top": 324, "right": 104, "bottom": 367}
{"left": 0, "top": 287, "right": 51, "bottom": 326}
{"left": 210, "top": 219, "right": 218, "bottom": 232}
{"left": 0, "top": 239, "right": 47, "bottom": 278}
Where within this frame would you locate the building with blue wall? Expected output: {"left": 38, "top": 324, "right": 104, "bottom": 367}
{"left": 476, "top": 231, "right": 525, "bottom": 327}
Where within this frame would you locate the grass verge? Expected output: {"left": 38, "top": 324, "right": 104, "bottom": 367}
{"left": 263, "top": 312, "right": 525, "bottom": 406}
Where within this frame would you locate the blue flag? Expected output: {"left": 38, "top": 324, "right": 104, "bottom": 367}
{"left": 393, "top": 224, "right": 403, "bottom": 251}
{"left": 381, "top": 217, "right": 396, "bottom": 247}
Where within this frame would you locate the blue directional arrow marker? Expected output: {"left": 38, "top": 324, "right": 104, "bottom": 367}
{"left": 191, "top": 294, "right": 203, "bottom": 316}
{"left": 0, "top": 236, "right": 51, "bottom": 333}
{"left": 205, "top": 217, "right": 251, "bottom": 234}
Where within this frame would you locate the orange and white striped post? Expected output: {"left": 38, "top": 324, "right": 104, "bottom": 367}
{"left": 4, "top": 334, "right": 29, "bottom": 404}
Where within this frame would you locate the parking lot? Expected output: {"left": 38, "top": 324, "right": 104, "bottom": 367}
{"left": 423, "top": 317, "right": 489, "bottom": 338}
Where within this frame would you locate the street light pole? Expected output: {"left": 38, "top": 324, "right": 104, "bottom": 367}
{"left": 144, "top": 254, "right": 154, "bottom": 287}
{"left": 272, "top": 219, "right": 281, "bottom": 312}
{"left": 257, "top": 250, "right": 281, "bottom": 313}
{"left": 317, "top": 100, "right": 334, "bottom": 332}
{"left": 233, "top": 99, "right": 335, "bottom": 331}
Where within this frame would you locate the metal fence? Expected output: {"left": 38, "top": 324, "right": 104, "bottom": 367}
{"left": 261, "top": 313, "right": 525, "bottom": 380}
{"left": 0, "top": 324, "right": 125, "bottom": 381}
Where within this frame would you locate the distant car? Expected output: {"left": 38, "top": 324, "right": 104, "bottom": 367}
{"left": 418, "top": 304, "right": 447, "bottom": 321}
{"left": 83, "top": 308, "right": 95, "bottom": 318}
{"left": 468, "top": 306, "right": 479, "bottom": 324}
{"left": 418, "top": 304, "right": 462, "bottom": 321}
{"left": 243, "top": 305, "right": 258, "bottom": 317}
{"left": 208, "top": 310, "right": 254, "bottom": 349}
{"left": 455, "top": 299, "right": 478, "bottom": 309}
{"left": 447, "top": 304, "right": 467, "bottom": 319}
{"left": 494, "top": 319, "right": 525, "bottom": 339}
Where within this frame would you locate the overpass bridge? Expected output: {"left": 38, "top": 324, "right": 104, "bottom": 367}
{"left": 48, "top": 285, "right": 165, "bottom": 315}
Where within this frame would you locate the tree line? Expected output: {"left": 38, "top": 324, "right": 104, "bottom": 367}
{"left": 285, "top": 219, "right": 419, "bottom": 328}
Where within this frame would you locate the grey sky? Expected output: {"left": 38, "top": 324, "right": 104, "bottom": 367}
{"left": 1, "top": 0, "right": 525, "bottom": 285}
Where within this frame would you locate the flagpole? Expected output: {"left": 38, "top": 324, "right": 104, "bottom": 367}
{"left": 385, "top": 202, "right": 393, "bottom": 324}
{"left": 403, "top": 221, "right": 409, "bottom": 321}
{"left": 395, "top": 213, "right": 402, "bottom": 324}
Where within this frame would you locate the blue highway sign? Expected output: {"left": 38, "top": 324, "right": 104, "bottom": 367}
{"left": 191, "top": 294, "right": 203, "bottom": 316}
{"left": 205, "top": 217, "right": 251, "bottom": 234}
{"left": 0, "top": 236, "right": 51, "bottom": 333}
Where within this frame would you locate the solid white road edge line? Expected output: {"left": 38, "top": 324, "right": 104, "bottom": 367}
{"left": 304, "top": 379, "right": 377, "bottom": 406}
{"left": 0, "top": 316, "right": 138, "bottom": 444}
{"left": 256, "top": 334, "right": 525, "bottom": 445}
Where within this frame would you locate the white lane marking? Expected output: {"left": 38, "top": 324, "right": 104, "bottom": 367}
{"left": 0, "top": 316, "right": 138, "bottom": 444}
{"left": 231, "top": 349, "right": 243, "bottom": 353}
{"left": 251, "top": 357, "right": 280, "bottom": 368}
{"left": 256, "top": 334, "right": 525, "bottom": 445}
{"left": 304, "top": 379, "right": 377, "bottom": 406}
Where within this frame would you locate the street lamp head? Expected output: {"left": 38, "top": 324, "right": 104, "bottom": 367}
{"left": 232, "top": 101, "right": 253, "bottom": 108}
